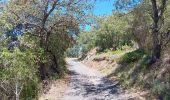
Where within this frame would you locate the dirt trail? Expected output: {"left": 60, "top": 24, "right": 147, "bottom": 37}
{"left": 39, "top": 78, "right": 69, "bottom": 100}
{"left": 62, "top": 58, "right": 146, "bottom": 100}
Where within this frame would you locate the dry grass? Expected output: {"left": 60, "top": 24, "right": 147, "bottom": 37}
{"left": 38, "top": 75, "right": 70, "bottom": 100}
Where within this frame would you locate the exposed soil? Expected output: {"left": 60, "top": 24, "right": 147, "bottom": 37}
{"left": 39, "top": 76, "right": 70, "bottom": 100}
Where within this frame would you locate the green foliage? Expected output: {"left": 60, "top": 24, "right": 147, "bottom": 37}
{"left": 95, "top": 30, "right": 119, "bottom": 52}
{"left": 21, "top": 79, "right": 39, "bottom": 100}
{"left": 111, "top": 50, "right": 124, "bottom": 55}
{"left": 0, "top": 48, "right": 39, "bottom": 99}
{"left": 140, "top": 55, "right": 152, "bottom": 70}
{"left": 66, "top": 45, "right": 81, "bottom": 57}
{"left": 67, "top": 30, "right": 97, "bottom": 57}
{"left": 0, "top": 48, "right": 38, "bottom": 79}
{"left": 67, "top": 12, "right": 133, "bottom": 57}
{"left": 94, "top": 13, "right": 132, "bottom": 52}
{"left": 0, "top": 0, "right": 94, "bottom": 99}
{"left": 119, "top": 49, "right": 145, "bottom": 64}
{"left": 102, "top": 49, "right": 124, "bottom": 55}
{"left": 78, "top": 31, "right": 97, "bottom": 53}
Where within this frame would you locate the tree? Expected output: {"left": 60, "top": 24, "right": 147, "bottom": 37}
{"left": 126, "top": 1, "right": 152, "bottom": 51}
{"left": 114, "top": 0, "right": 170, "bottom": 62}
{"left": 68, "top": 12, "right": 132, "bottom": 57}
{"left": 6, "top": 0, "right": 94, "bottom": 79}
{"left": 0, "top": 48, "right": 38, "bottom": 99}
{"left": 0, "top": 0, "right": 94, "bottom": 99}
{"left": 93, "top": 13, "right": 131, "bottom": 52}
{"left": 150, "top": 0, "right": 168, "bottom": 60}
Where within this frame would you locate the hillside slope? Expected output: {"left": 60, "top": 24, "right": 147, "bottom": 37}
{"left": 82, "top": 48, "right": 170, "bottom": 99}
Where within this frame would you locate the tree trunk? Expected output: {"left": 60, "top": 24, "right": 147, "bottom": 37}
{"left": 152, "top": 29, "right": 161, "bottom": 60}
{"left": 48, "top": 50, "right": 61, "bottom": 76}
{"left": 150, "top": 0, "right": 163, "bottom": 61}
{"left": 151, "top": 20, "right": 161, "bottom": 59}
{"left": 52, "top": 54, "right": 61, "bottom": 75}
{"left": 39, "top": 62, "right": 47, "bottom": 80}
{"left": 15, "top": 81, "right": 19, "bottom": 100}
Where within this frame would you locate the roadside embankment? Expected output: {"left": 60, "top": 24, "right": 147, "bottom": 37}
{"left": 81, "top": 48, "right": 170, "bottom": 99}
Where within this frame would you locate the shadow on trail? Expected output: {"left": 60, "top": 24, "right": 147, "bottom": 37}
{"left": 66, "top": 69, "right": 123, "bottom": 99}
{"left": 83, "top": 78, "right": 120, "bottom": 96}
{"left": 64, "top": 59, "right": 145, "bottom": 100}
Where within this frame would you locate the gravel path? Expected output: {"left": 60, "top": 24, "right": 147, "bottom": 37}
{"left": 62, "top": 58, "right": 146, "bottom": 100}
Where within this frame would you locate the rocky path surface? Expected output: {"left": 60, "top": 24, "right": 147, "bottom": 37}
{"left": 62, "top": 58, "right": 146, "bottom": 100}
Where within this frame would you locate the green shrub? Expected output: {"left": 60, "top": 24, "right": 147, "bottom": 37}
{"left": 66, "top": 45, "right": 82, "bottom": 57}
{"left": 140, "top": 55, "right": 152, "bottom": 70}
{"left": 119, "top": 49, "right": 145, "bottom": 64}
{"left": 112, "top": 50, "right": 124, "bottom": 55}
{"left": 151, "top": 82, "right": 170, "bottom": 100}
{"left": 95, "top": 31, "right": 132, "bottom": 52}
{"left": 0, "top": 48, "right": 39, "bottom": 99}
{"left": 21, "top": 79, "right": 39, "bottom": 100}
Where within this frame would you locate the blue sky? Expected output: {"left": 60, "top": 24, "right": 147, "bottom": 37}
{"left": 1, "top": 0, "right": 114, "bottom": 16}
{"left": 84, "top": 0, "right": 115, "bottom": 31}
{"left": 93, "top": 0, "right": 115, "bottom": 16}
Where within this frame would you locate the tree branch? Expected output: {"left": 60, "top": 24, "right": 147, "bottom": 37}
{"left": 158, "top": 0, "right": 167, "bottom": 18}
{"left": 151, "top": 0, "right": 159, "bottom": 24}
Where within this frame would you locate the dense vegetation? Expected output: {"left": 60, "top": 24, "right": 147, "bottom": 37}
{"left": 0, "top": 0, "right": 169, "bottom": 99}
{"left": 0, "top": 0, "right": 93, "bottom": 99}
{"left": 67, "top": 13, "right": 132, "bottom": 57}
{"left": 67, "top": 0, "right": 170, "bottom": 99}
